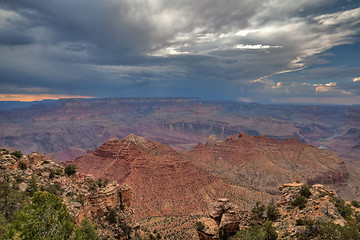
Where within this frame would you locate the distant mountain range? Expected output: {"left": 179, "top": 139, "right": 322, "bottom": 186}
{"left": 0, "top": 98, "right": 358, "bottom": 164}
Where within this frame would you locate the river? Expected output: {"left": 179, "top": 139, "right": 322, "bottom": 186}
{"left": 316, "top": 130, "right": 339, "bottom": 149}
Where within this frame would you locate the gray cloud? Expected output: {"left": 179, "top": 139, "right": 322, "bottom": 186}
{"left": 0, "top": 0, "right": 359, "bottom": 103}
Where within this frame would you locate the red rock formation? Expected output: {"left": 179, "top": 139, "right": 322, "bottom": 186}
{"left": 186, "top": 133, "right": 349, "bottom": 195}
{"left": 78, "top": 183, "right": 132, "bottom": 222}
{"left": 71, "top": 135, "right": 270, "bottom": 220}
{"left": 71, "top": 132, "right": 354, "bottom": 221}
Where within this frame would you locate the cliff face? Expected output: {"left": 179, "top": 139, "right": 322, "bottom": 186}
{"left": 186, "top": 133, "right": 350, "bottom": 196}
{"left": 78, "top": 184, "right": 132, "bottom": 222}
{"left": 71, "top": 135, "right": 271, "bottom": 220}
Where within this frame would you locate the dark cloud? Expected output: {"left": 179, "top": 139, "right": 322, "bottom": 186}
{"left": 0, "top": 0, "right": 359, "bottom": 103}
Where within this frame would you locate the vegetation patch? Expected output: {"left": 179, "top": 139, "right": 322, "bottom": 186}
{"left": 291, "top": 195, "right": 308, "bottom": 210}
{"left": 234, "top": 221, "right": 278, "bottom": 240}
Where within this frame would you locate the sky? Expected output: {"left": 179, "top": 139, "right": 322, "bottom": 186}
{"left": 0, "top": 0, "right": 359, "bottom": 104}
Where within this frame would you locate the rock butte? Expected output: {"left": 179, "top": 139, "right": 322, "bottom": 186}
{"left": 70, "top": 132, "right": 358, "bottom": 221}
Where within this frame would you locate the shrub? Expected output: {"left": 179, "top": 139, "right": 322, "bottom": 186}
{"left": 263, "top": 221, "right": 278, "bottom": 240}
{"left": 194, "top": 221, "right": 205, "bottom": 231}
{"left": 65, "top": 164, "right": 77, "bottom": 176}
{"left": 235, "top": 221, "right": 277, "bottom": 240}
{"left": 291, "top": 196, "right": 307, "bottom": 210}
{"left": 351, "top": 200, "right": 360, "bottom": 208}
{"left": 119, "top": 222, "right": 131, "bottom": 236}
{"left": 27, "top": 175, "right": 38, "bottom": 197}
{"left": 55, "top": 168, "right": 63, "bottom": 175}
{"left": 251, "top": 201, "right": 265, "bottom": 219}
{"left": 88, "top": 181, "right": 98, "bottom": 193}
{"left": 49, "top": 170, "right": 55, "bottom": 179}
{"left": 46, "top": 183, "right": 63, "bottom": 196}
{"left": 9, "top": 191, "right": 74, "bottom": 239}
{"left": 19, "top": 162, "right": 27, "bottom": 170}
{"left": 0, "top": 148, "right": 9, "bottom": 154}
{"left": 296, "top": 218, "right": 305, "bottom": 226}
{"left": 71, "top": 218, "right": 99, "bottom": 240}
{"left": 95, "top": 178, "right": 109, "bottom": 188}
{"left": 41, "top": 160, "right": 50, "bottom": 165}
{"left": 296, "top": 218, "right": 314, "bottom": 227}
{"left": 76, "top": 194, "right": 85, "bottom": 206}
{"left": 107, "top": 208, "right": 117, "bottom": 224}
{"left": 299, "top": 185, "right": 312, "bottom": 198}
{"left": 10, "top": 151, "right": 23, "bottom": 159}
{"left": 266, "top": 203, "right": 279, "bottom": 221}
{"left": 333, "top": 198, "right": 352, "bottom": 220}
{"left": 0, "top": 178, "right": 29, "bottom": 222}
{"left": 319, "top": 221, "right": 359, "bottom": 239}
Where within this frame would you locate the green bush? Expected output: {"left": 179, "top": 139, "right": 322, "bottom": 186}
{"left": 296, "top": 218, "right": 305, "bottom": 226}
{"left": 88, "top": 181, "right": 98, "bottom": 193}
{"left": 18, "top": 162, "right": 27, "bottom": 170}
{"left": 235, "top": 221, "right": 277, "bottom": 240}
{"left": 333, "top": 198, "right": 352, "bottom": 220}
{"left": 45, "top": 183, "right": 64, "bottom": 196}
{"left": 266, "top": 203, "right": 279, "bottom": 221}
{"left": 299, "top": 185, "right": 312, "bottom": 198}
{"left": 351, "top": 200, "right": 360, "bottom": 208}
{"left": 0, "top": 177, "right": 29, "bottom": 222}
{"left": 251, "top": 201, "right": 265, "bottom": 219}
{"left": 55, "top": 168, "right": 63, "bottom": 175}
{"left": 291, "top": 195, "right": 308, "bottom": 210}
{"left": 319, "top": 221, "right": 359, "bottom": 240}
{"left": 95, "top": 178, "right": 109, "bottom": 188}
{"left": 119, "top": 222, "right": 131, "bottom": 236}
{"left": 107, "top": 208, "right": 118, "bottom": 224}
{"left": 27, "top": 175, "right": 38, "bottom": 197}
{"left": 71, "top": 218, "right": 99, "bottom": 240}
{"left": 76, "top": 193, "right": 85, "bottom": 206}
{"left": 10, "top": 151, "right": 23, "bottom": 159}
{"left": 8, "top": 191, "right": 74, "bottom": 239}
{"left": 0, "top": 148, "right": 9, "bottom": 154}
{"left": 295, "top": 218, "right": 314, "bottom": 227}
{"left": 194, "top": 221, "right": 205, "bottom": 231}
{"left": 49, "top": 170, "right": 55, "bottom": 179}
{"left": 65, "top": 164, "right": 77, "bottom": 176}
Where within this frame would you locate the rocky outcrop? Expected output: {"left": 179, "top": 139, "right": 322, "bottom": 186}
{"left": 78, "top": 183, "right": 132, "bottom": 220}
{"left": 206, "top": 135, "right": 222, "bottom": 146}
{"left": 198, "top": 182, "right": 360, "bottom": 239}
{"left": 273, "top": 183, "right": 357, "bottom": 238}
{"left": 198, "top": 198, "right": 241, "bottom": 239}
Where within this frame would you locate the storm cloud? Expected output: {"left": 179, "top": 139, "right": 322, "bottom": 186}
{"left": 0, "top": 0, "right": 359, "bottom": 104}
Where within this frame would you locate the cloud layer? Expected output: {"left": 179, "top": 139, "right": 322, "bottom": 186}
{"left": 0, "top": 0, "right": 359, "bottom": 104}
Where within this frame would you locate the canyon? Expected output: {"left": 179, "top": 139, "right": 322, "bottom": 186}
{"left": 70, "top": 133, "right": 359, "bottom": 222}
{"left": 0, "top": 98, "right": 358, "bottom": 165}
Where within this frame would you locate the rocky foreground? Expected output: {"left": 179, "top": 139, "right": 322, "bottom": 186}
{"left": 1, "top": 149, "right": 360, "bottom": 239}
{"left": 0, "top": 149, "right": 160, "bottom": 239}
{"left": 197, "top": 182, "right": 360, "bottom": 240}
